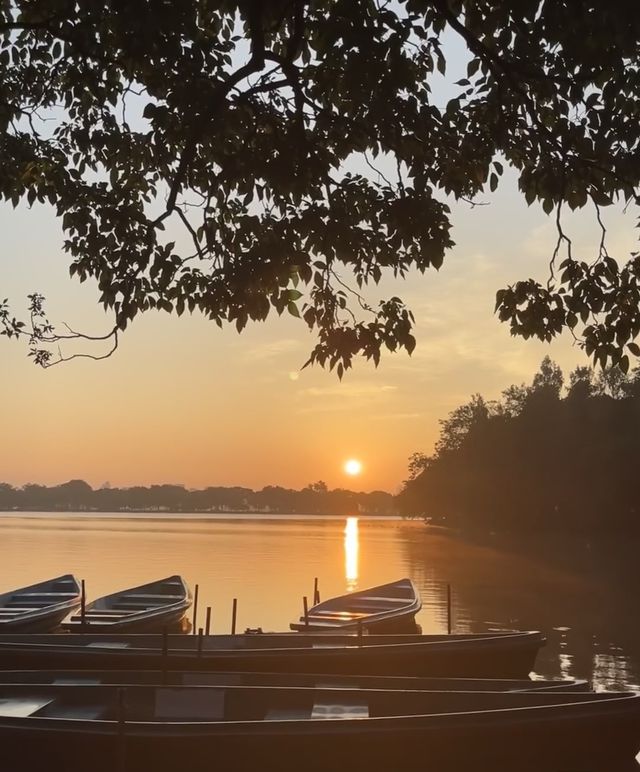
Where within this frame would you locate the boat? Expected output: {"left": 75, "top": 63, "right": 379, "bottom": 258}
{"left": 62, "top": 576, "right": 191, "bottom": 633}
{"left": 291, "top": 578, "right": 422, "bottom": 633}
{"left": 0, "top": 575, "right": 81, "bottom": 633}
{"left": 0, "top": 669, "right": 589, "bottom": 692}
{"left": 0, "top": 684, "right": 636, "bottom": 772}
{"left": 0, "top": 630, "right": 545, "bottom": 678}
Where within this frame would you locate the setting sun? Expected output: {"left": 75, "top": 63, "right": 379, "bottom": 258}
{"left": 344, "top": 459, "right": 363, "bottom": 476}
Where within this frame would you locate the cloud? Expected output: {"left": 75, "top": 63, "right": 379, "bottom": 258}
{"left": 243, "top": 338, "right": 303, "bottom": 361}
{"left": 296, "top": 382, "right": 398, "bottom": 414}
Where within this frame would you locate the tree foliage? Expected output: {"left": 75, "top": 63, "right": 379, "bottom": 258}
{"left": 398, "top": 358, "right": 640, "bottom": 530}
{"left": 1, "top": 1, "right": 639, "bottom": 370}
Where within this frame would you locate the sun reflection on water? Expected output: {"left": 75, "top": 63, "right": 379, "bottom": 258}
{"left": 344, "top": 517, "right": 359, "bottom": 591}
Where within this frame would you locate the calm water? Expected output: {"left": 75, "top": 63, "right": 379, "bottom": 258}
{"left": 0, "top": 513, "right": 638, "bottom": 690}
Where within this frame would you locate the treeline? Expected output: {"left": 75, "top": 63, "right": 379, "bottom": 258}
{"left": 0, "top": 479, "right": 395, "bottom": 516}
{"left": 398, "top": 357, "right": 640, "bottom": 533}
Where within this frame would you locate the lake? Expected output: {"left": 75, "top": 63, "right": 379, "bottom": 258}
{"left": 0, "top": 513, "right": 637, "bottom": 690}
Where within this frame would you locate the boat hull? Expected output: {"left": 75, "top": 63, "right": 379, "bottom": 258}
{"left": 0, "top": 697, "right": 637, "bottom": 772}
{"left": 0, "top": 632, "right": 544, "bottom": 679}
{"left": 0, "top": 669, "right": 588, "bottom": 692}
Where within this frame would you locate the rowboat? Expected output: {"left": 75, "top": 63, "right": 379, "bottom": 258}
{"left": 0, "top": 669, "right": 588, "bottom": 692}
{"left": 0, "top": 684, "right": 636, "bottom": 772}
{"left": 0, "top": 575, "right": 81, "bottom": 633}
{"left": 62, "top": 576, "right": 191, "bottom": 633}
{"left": 0, "top": 631, "right": 545, "bottom": 678}
{"left": 291, "top": 578, "right": 422, "bottom": 633}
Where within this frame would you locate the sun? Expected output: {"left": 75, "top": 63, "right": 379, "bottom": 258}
{"left": 344, "top": 459, "right": 363, "bottom": 476}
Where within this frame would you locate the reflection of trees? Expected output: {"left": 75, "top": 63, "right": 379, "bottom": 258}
{"left": 0, "top": 481, "right": 395, "bottom": 516}
{"left": 400, "top": 527, "right": 640, "bottom": 689}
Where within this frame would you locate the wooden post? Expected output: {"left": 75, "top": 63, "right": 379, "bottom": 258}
{"left": 192, "top": 584, "right": 199, "bottom": 635}
{"left": 205, "top": 606, "right": 212, "bottom": 636}
{"left": 80, "top": 579, "right": 86, "bottom": 631}
{"left": 447, "top": 583, "right": 452, "bottom": 635}
{"left": 303, "top": 596, "right": 309, "bottom": 629}
{"left": 357, "top": 619, "right": 363, "bottom": 644}
{"left": 313, "top": 577, "right": 319, "bottom": 606}
{"left": 116, "top": 687, "right": 126, "bottom": 772}
{"left": 231, "top": 598, "right": 237, "bottom": 635}
{"left": 197, "top": 628, "right": 203, "bottom": 657}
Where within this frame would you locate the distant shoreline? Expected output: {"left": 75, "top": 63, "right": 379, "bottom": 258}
{"left": 0, "top": 510, "right": 401, "bottom": 520}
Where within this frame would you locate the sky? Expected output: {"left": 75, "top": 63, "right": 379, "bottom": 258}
{"left": 2, "top": 174, "right": 636, "bottom": 494}
{"left": 1, "top": 31, "right": 638, "bottom": 494}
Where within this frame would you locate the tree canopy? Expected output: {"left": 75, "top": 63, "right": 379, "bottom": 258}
{"left": 399, "top": 356, "right": 640, "bottom": 530}
{"left": 1, "top": 1, "right": 639, "bottom": 371}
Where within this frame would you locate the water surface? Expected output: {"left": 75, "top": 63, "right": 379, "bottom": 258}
{"left": 0, "top": 513, "right": 637, "bottom": 690}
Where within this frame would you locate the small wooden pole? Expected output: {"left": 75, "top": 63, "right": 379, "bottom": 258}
{"left": 447, "top": 583, "right": 452, "bottom": 635}
{"left": 80, "top": 579, "right": 86, "bottom": 631}
{"left": 313, "top": 577, "right": 319, "bottom": 606}
{"left": 357, "top": 619, "right": 363, "bottom": 644}
{"left": 117, "top": 687, "right": 126, "bottom": 772}
{"left": 197, "top": 628, "right": 203, "bottom": 657}
{"left": 192, "top": 584, "right": 199, "bottom": 635}
{"left": 303, "top": 596, "right": 309, "bottom": 629}
{"left": 231, "top": 598, "right": 237, "bottom": 635}
{"left": 205, "top": 606, "right": 212, "bottom": 636}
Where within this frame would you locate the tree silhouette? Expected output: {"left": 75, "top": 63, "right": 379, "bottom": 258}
{"left": 1, "top": 2, "right": 639, "bottom": 371}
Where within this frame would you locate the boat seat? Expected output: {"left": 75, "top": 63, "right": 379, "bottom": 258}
{"left": 14, "top": 592, "right": 77, "bottom": 599}
{"left": 68, "top": 614, "right": 130, "bottom": 623}
{"left": 0, "top": 697, "right": 55, "bottom": 717}
{"left": 310, "top": 611, "right": 369, "bottom": 619}
{"left": 124, "top": 594, "right": 184, "bottom": 601}
{"left": 34, "top": 701, "right": 108, "bottom": 720}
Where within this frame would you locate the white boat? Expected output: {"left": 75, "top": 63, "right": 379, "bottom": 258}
{"left": 0, "top": 575, "right": 81, "bottom": 633}
{"left": 62, "top": 576, "right": 191, "bottom": 633}
{"left": 291, "top": 578, "right": 422, "bottom": 632}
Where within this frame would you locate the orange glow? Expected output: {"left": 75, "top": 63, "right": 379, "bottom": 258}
{"left": 344, "top": 459, "right": 363, "bottom": 476}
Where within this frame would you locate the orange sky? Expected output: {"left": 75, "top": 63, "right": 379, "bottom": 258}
{"left": 2, "top": 167, "right": 636, "bottom": 493}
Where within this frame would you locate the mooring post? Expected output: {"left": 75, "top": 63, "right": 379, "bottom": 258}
{"left": 197, "top": 628, "right": 203, "bottom": 657}
{"left": 447, "top": 583, "right": 452, "bottom": 635}
{"left": 205, "top": 606, "right": 212, "bottom": 636}
{"left": 303, "top": 595, "right": 309, "bottom": 628}
{"left": 231, "top": 598, "right": 237, "bottom": 635}
{"left": 80, "top": 579, "right": 86, "bottom": 631}
{"left": 116, "top": 687, "right": 126, "bottom": 772}
{"left": 192, "top": 583, "right": 199, "bottom": 635}
{"left": 313, "top": 577, "right": 319, "bottom": 606}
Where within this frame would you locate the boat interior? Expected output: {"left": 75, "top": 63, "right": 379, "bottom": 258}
{"left": 0, "top": 577, "right": 79, "bottom": 622}
{"left": 67, "top": 578, "right": 187, "bottom": 625}
{"left": 0, "top": 685, "right": 626, "bottom": 724}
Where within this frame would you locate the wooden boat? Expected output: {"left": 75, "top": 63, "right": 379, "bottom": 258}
{"left": 291, "top": 578, "right": 422, "bottom": 633}
{"left": 0, "top": 669, "right": 589, "bottom": 692}
{"left": 62, "top": 576, "right": 191, "bottom": 633}
{"left": 0, "top": 631, "right": 545, "bottom": 678}
{"left": 0, "top": 684, "right": 636, "bottom": 772}
{"left": 0, "top": 575, "right": 81, "bottom": 633}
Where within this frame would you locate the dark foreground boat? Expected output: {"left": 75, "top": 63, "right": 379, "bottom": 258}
{"left": 0, "top": 684, "right": 636, "bottom": 772}
{"left": 291, "top": 578, "right": 422, "bottom": 633}
{"left": 0, "top": 631, "right": 545, "bottom": 678}
{"left": 62, "top": 576, "right": 191, "bottom": 633}
{"left": 0, "top": 668, "right": 588, "bottom": 692}
{"left": 0, "top": 575, "right": 81, "bottom": 633}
